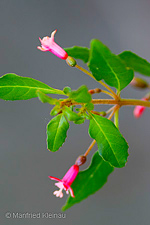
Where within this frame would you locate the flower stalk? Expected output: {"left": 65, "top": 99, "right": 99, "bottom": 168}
{"left": 84, "top": 140, "right": 96, "bottom": 157}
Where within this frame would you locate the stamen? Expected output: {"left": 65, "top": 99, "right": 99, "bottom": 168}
{"left": 53, "top": 188, "right": 63, "bottom": 198}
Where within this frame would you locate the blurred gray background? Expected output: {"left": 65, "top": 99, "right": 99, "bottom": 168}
{"left": 0, "top": 0, "right": 150, "bottom": 224}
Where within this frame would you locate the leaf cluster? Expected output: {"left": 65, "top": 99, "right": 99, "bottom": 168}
{"left": 1, "top": 37, "right": 150, "bottom": 210}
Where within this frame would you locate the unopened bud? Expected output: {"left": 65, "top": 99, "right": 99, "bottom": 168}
{"left": 63, "top": 86, "right": 72, "bottom": 95}
{"left": 145, "top": 93, "right": 150, "bottom": 101}
{"left": 130, "top": 77, "right": 148, "bottom": 89}
{"left": 75, "top": 155, "right": 86, "bottom": 166}
{"left": 99, "top": 111, "right": 106, "bottom": 116}
{"left": 94, "top": 88, "right": 101, "bottom": 93}
{"left": 88, "top": 88, "right": 101, "bottom": 94}
{"left": 66, "top": 56, "right": 77, "bottom": 67}
{"left": 133, "top": 97, "right": 147, "bottom": 118}
{"left": 91, "top": 110, "right": 106, "bottom": 116}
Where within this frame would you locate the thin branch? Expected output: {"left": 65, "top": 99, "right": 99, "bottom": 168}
{"left": 91, "top": 98, "right": 150, "bottom": 107}
{"left": 84, "top": 140, "right": 96, "bottom": 157}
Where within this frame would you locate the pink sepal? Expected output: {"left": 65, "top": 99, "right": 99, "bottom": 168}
{"left": 49, "top": 176, "right": 62, "bottom": 182}
{"left": 69, "top": 187, "right": 75, "bottom": 198}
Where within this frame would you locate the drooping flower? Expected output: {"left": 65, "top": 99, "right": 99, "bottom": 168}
{"left": 49, "top": 164, "right": 79, "bottom": 198}
{"left": 37, "top": 30, "right": 68, "bottom": 60}
{"left": 133, "top": 97, "right": 147, "bottom": 118}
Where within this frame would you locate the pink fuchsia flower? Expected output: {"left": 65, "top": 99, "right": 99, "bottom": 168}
{"left": 133, "top": 97, "right": 147, "bottom": 118}
{"left": 49, "top": 164, "right": 79, "bottom": 198}
{"left": 37, "top": 30, "right": 68, "bottom": 60}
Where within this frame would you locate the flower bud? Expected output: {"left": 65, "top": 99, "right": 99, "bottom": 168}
{"left": 99, "top": 111, "right": 107, "bottom": 116}
{"left": 63, "top": 86, "right": 72, "bottom": 95}
{"left": 133, "top": 97, "right": 147, "bottom": 118}
{"left": 75, "top": 155, "right": 87, "bottom": 166}
{"left": 88, "top": 88, "right": 101, "bottom": 94}
{"left": 145, "top": 93, "right": 150, "bottom": 101}
{"left": 130, "top": 77, "right": 148, "bottom": 89}
{"left": 66, "top": 56, "right": 77, "bottom": 67}
{"left": 91, "top": 111, "right": 106, "bottom": 116}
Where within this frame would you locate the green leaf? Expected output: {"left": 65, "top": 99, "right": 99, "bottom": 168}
{"left": 74, "top": 119, "right": 85, "bottom": 124}
{"left": 85, "top": 102, "right": 94, "bottom": 110}
{"left": 89, "top": 113, "right": 128, "bottom": 168}
{"left": 62, "top": 151, "right": 114, "bottom": 211}
{"left": 69, "top": 85, "right": 91, "bottom": 103}
{"left": 36, "top": 90, "right": 59, "bottom": 105}
{"left": 63, "top": 86, "right": 72, "bottom": 95}
{"left": 63, "top": 106, "right": 83, "bottom": 122}
{"left": 0, "top": 73, "right": 65, "bottom": 100}
{"left": 64, "top": 46, "right": 89, "bottom": 63}
{"left": 88, "top": 40, "right": 133, "bottom": 91}
{"left": 119, "top": 51, "right": 150, "bottom": 76}
{"left": 47, "top": 114, "right": 69, "bottom": 151}
{"left": 50, "top": 106, "right": 61, "bottom": 116}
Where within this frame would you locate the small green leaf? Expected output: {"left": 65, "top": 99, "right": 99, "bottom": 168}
{"left": 62, "top": 151, "right": 114, "bottom": 211}
{"left": 84, "top": 113, "right": 91, "bottom": 120}
{"left": 0, "top": 73, "right": 65, "bottom": 100}
{"left": 89, "top": 113, "right": 128, "bottom": 168}
{"left": 69, "top": 85, "right": 91, "bottom": 103}
{"left": 119, "top": 51, "right": 150, "bottom": 76}
{"left": 85, "top": 102, "right": 94, "bottom": 110}
{"left": 50, "top": 106, "right": 61, "bottom": 116}
{"left": 36, "top": 90, "right": 59, "bottom": 105}
{"left": 88, "top": 40, "right": 133, "bottom": 91}
{"left": 75, "top": 108, "right": 80, "bottom": 112}
{"left": 74, "top": 119, "right": 85, "bottom": 124}
{"left": 64, "top": 46, "right": 89, "bottom": 63}
{"left": 63, "top": 86, "right": 72, "bottom": 95}
{"left": 63, "top": 106, "right": 83, "bottom": 122}
{"left": 47, "top": 114, "right": 69, "bottom": 151}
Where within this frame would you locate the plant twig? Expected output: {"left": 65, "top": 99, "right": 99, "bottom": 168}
{"left": 107, "top": 105, "right": 119, "bottom": 120}
{"left": 101, "top": 89, "right": 115, "bottom": 98}
{"left": 84, "top": 139, "right": 96, "bottom": 157}
{"left": 91, "top": 98, "right": 150, "bottom": 107}
{"left": 106, "top": 105, "right": 116, "bottom": 115}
